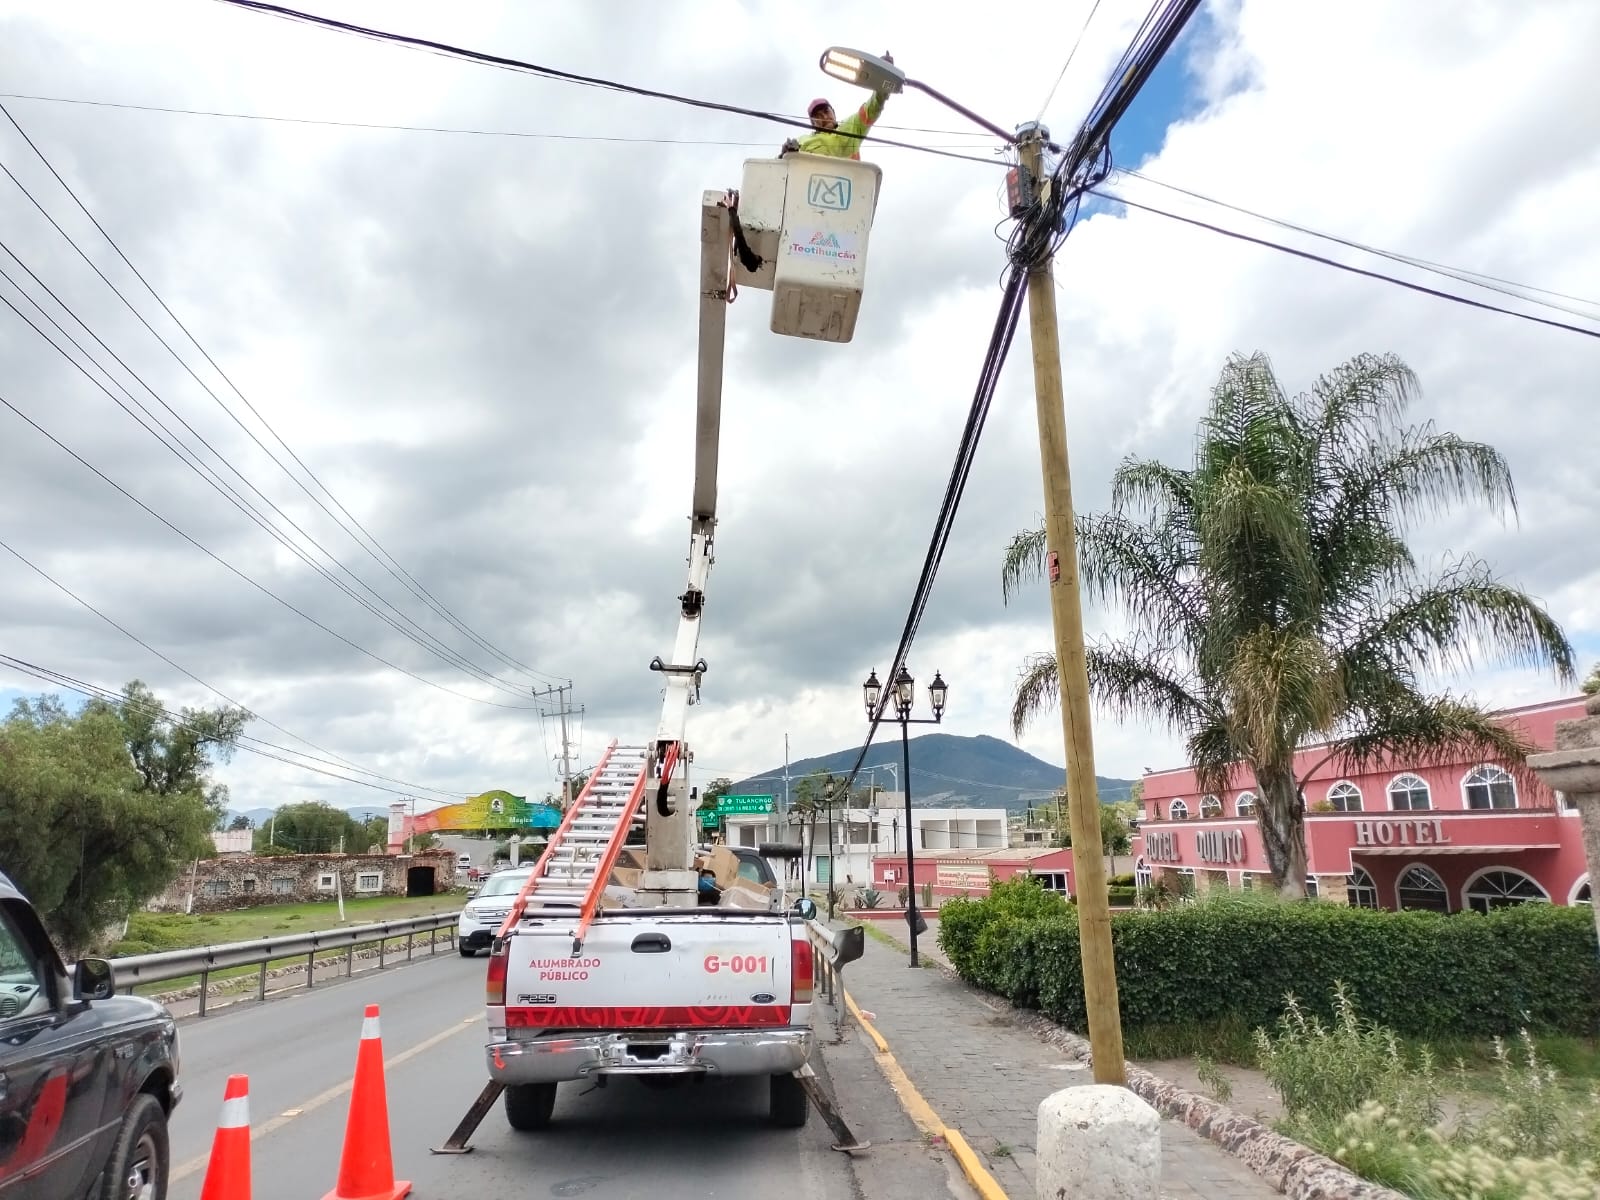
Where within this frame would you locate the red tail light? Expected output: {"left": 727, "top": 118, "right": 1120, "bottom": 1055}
{"left": 791, "top": 937, "right": 814, "bottom": 1005}
{"left": 486, "top": 940, "right": 508, "bottom": 1006}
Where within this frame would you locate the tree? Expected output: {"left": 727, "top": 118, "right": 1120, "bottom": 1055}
{"left": 0, "top": 686, "right": 226, "bottom": 953}
{"left": 1001, "top": 352, "right": 1574, "bottom": 897}
{"left": 228, "top": 813, "right": 254, "bottom": 831}
{"left": 1582, "top": 663, "right": 1600, "bottom": 696}
{"left": 256, "top": 802, "right": 377, "bottom": 855}
{"left": 84, "top": 680, "right": 248, "bottom": 830}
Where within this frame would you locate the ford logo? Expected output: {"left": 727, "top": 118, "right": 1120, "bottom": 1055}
{"left": 751, "top": 992, "right": 775, "bottom": 1004}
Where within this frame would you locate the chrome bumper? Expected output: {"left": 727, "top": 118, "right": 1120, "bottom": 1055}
{"left": 486, "top": 1028, "right": 812, "bottom": 1085}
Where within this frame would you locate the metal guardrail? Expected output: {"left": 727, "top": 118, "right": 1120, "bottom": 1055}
{"left": 804, "top": 918, "right": 865, "bottom": 1042}
{"left": 109, "top": 910, "right": 462, "bottom": 1016}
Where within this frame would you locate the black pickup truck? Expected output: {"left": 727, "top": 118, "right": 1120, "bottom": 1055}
{"left": 0, "top": 869, "right": 182, "bottom": 1200}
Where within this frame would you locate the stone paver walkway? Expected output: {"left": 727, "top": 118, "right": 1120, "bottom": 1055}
{"left": 843, "top": 922, "right": 1280, "bottom": 1200}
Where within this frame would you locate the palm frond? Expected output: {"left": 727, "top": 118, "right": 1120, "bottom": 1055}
{"left": 1000, "top": 526, "right": 1050, "bottom": 605}
{"left": 1076, "top": 513, "right": 1204, "bottom": 647}
{"left": 1010, "top": 652, "right": 1060, "bottom": 738}
{"left": 1323, "top": 693, "right": 1541, "bottom": 791}
{"left": 1339, "top": 556, "right": 1577, "bottom": 686}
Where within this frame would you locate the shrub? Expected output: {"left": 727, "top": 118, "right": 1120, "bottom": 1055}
{"left": 1108, "top": 872, "right": 1135, "bottom": 887}
{"left": 945, "top": 888, "right": 1600, "bottom": 1039}
{"left": 1107, "top": 885, "right": 1137, "bottom": 906}
{"left": 857, "top": 888, "right": 883, "bottom": 909}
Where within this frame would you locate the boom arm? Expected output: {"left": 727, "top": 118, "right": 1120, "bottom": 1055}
{"left": 640, "top": 190, "right": 735, "bottom": 901}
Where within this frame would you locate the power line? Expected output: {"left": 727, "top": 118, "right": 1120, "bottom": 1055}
{"left": 0, "top": 101, "right": 567, "bottom": 687}
{"left": 206, "top": 0, "right": 1010, "bottom": 168}
{"left": 0, "top": 654, "right": 468, "bottom": 803}
{"left": 0, "top": 388, "right": 538, "bottom": 710}
{"left": 1036, "top": 0, "right": 1105, "bottom": 120}
{"left": 1091, "top": 187, "right": 1600, "bottom": 342}
{"left": 1117, "top": 168, "right": 1600, "bottom": 321}
{"left": 0, "top": 535, "right": 470, "bottom": 800}
{"left": 0, "top": 90, "right": 998, "bottom": 144}
{"left": 0, "top": 247, "right": 538, "bottom": 700}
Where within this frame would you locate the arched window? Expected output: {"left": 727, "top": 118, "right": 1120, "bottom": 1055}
{"left": 1463, "top": 765, "right": 1517, "bottom": 811}
{"left": 1327, "top": 782, "right": 1363, "bottom": 812}
{"left": 1463, "top": 868, "right": 1547, "bottom": 913}
{"left": 1169, "top": 798, "right": 1190, "bottom": 821}
{"left": 1572, "top": 877, "right": 1591, "bottom": 905}
{"left": 1388, "top": 774, "right": 1432, "bottom": 812}
{"left": 1200, "top": 794, "right": 1222, "bottom": 819}
{"left": 1346, "top": 867, "right": 1378, "bottom": 909}
{"left": 1396, "top": 865, "right": 1449, "bottom": 912}
{"left": 1134, "top": 857, "right": 1153, "bottom": 891}
{"left": 1234, "top": 791, "right": 1257, "bottom": 818}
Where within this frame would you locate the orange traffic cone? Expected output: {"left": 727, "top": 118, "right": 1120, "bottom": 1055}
{"left": 199, "top": 1074, "right": 251, "bottom": 1200}
{"left": 322, "top": 1005, "right": 411, "bottom": 1200}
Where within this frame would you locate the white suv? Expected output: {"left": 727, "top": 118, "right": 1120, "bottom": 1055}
{"left": 457, "top": 866, "right": 533, "bottom": 957}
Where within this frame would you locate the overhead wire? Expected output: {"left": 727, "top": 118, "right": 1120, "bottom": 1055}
{"left": 0, "top": 101, "right": 568, "bottom": 689}
{"left": 0, "top": 90, "right": 1000, "bottom": 144}
{"left": 0, "top": 533, "right": 477, "bottom": 799}
{"left": 1035, "top": 0, "right": 1105, "bottom": 121}
{"left": 1091, "top": 187, "right": 1600, "bottom": 342}
{"left": 0, "top": 388, "right": 538, "bottom": 710}
{"left": 0, "top": 654, "right": 468, "bottom": 803}
{"left": 205, "top": 0, "right": 1010, "bottom": 168}
{"left": 0, "top": 246, "right": 540, "bottom": 700}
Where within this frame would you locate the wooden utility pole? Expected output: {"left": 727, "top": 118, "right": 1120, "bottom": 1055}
{"left": 1017, "top": 126, "right": 1127, "bottom": 1087}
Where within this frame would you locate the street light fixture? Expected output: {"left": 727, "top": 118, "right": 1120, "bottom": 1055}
{"left": 820, "top": 45, "right": 1018, "bottom": 145}
{"left": 864, "top": 665, "right": 948, "bottom": 966}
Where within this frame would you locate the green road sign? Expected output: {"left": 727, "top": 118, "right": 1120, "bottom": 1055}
{"left": 715, "top": 794, "right": 774, "bottom": 816}
{"left": 699, "top": 809, "right": 721, "bottom": 829}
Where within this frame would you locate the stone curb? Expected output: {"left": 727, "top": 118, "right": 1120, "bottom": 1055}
{"left": 911, "top": 952, "right": 1405, "bottom": 1200}
{"left": 150, "top": 933, "right": 453, "bottom": 1004}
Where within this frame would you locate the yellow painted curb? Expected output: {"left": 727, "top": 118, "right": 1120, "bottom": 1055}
{"left": 842, "top": 986, "right": 1011, "bottom": 1200}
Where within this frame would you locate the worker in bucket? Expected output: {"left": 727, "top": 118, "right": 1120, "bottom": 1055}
{"left": 781, "top": 52, "right": 894, "bottom": 160}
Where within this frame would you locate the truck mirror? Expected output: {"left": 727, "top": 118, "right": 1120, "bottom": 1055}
{"left": 792, "top": 898, "right": 818, "bottom": 921}
{"left": 74, "top": 957, "right": 115, "bottom": 1002}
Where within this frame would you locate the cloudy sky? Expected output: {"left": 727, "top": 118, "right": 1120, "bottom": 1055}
{"left": 2, "top": 0, "right": 1595, "bottom": 818}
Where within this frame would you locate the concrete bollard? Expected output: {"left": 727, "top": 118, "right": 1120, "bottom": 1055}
{"left": 1036, "top": 1084, "right": 1161, "bottom": 1200}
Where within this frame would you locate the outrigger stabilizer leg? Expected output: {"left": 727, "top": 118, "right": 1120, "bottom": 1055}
{"left": 793, "top": 1063, "right": 871, "bottom": 1153}
{"left": 431, "top": 1080, "right": 506, "bottom": 1155}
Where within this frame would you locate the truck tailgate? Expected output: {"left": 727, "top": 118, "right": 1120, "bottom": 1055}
{"left": 503, "top": 912, "right": 797, "bottom": 1031}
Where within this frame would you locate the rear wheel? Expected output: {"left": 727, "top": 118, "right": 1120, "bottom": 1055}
{"left": 458, "top": 943, "right": 476, "bottom": 957}
{"left": 504, "top": 1082, "right": 558, "bottom": 1131}
{"left": 769, "top": 1071, "right": 809, "bottom": 1128}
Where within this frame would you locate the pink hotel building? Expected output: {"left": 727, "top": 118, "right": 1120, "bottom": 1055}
{"left": 1130, "top": 696, "right": 1593, "bottom": 913}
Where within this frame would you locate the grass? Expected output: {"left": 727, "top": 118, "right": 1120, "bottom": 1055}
{"left": 110, "top": 894, "right": 466, "bottom": 998}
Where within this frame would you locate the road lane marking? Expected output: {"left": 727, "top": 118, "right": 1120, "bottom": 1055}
{"left": 171, "top": 1012, "right": 480, "bottom": 1182}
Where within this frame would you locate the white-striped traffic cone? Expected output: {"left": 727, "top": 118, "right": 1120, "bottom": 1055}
{"left": 199, "top": 1074, "right": 251, "bottom": 1200}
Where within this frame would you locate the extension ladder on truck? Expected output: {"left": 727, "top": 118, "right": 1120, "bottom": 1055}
{"left": 496, "top": 740, "right": 650, "bottom": 955}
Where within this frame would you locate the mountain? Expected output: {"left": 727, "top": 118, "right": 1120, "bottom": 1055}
{"left": 726, "top": 733, "right": 1137, "bottom": 811}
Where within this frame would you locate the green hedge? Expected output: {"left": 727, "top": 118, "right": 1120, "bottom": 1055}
{"left": 938, "top": 885, "right": 1600, "bottom": 1039}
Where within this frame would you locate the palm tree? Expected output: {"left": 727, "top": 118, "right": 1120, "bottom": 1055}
{"left": 1002, "top": 351, "right": 1574, "bottom": 896}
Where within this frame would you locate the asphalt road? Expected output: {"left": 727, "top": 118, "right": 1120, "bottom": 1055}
{"left": 165, "top": 951, "right": 973, "bottom": 1200}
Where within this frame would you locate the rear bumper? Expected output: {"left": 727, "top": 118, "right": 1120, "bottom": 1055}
{"left": 486, "top": 1027, "right": 813, "bottom": 1085}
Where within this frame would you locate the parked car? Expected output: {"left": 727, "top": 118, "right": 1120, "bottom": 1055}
{"left": 457, "top": 866, "right": 534, "bottom": 956}
{"left": 0, "top": 869, "right": 182, "bottom": 1200}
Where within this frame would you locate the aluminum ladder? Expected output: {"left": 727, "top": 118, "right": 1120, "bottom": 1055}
{"left": 500, "top": 740, "right": 650, "bottom": 954}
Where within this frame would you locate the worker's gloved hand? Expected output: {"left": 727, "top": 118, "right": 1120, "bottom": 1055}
{"left": 883, "top": 50, "right": 894, "bottom": 64}
{"left": 781, "top": 138, "right": 799, "bottom": 155}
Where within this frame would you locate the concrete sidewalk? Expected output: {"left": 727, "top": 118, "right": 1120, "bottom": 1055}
{"left": 842, "top": 923, "right": 1279, "bottom": 1200}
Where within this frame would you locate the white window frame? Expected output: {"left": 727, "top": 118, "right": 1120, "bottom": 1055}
{"left": 1234, "top": 791, "right": 1256, "bottom": 818}
{"left": 1029, "top": 871, "right": 1069, "bottom": 896}
{"left": 1461, "top": 866, "right": 1547, "bottom": 913}
{"left": 317, "top": 873, "right": 337, "bottom": 891}
{"left": 1461, "top": 764, "right": 1517, "bottom": 811}
{"left": 1346, "top": 867, "right": 1378, "bottom": 909}
{"left": 272, "top": 877, "right": 294, "bottom": 895}
{"left": 1570, "top": 875, "right": 1591, "bottom": 905}
{"left": 1396, "top": 864, "right": 1449, "bottom": 912}
{"left": 1199, "top": 794, "right": 1222, "bottom": 819}
{"left": 355, "top": 872, "right": 383, "bottom": 894}
{"left": 1327, "top": 781, "right": 1363, "bottom": 812}
{"left": 1168, "top": 798, "right": 1190, "bottom": 821}
{"left": 1387, "top": 773, "right": 1432, "bottom": 812}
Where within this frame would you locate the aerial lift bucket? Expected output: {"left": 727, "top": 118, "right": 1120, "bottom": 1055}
{"left": 733, "top": 153, "right": 883, "bottom": 344}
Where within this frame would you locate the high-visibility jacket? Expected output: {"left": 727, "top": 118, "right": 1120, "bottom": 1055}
{"left": 796, "top": 90, "right": 888, "bottom": 160}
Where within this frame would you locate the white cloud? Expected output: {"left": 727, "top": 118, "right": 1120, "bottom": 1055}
{"left": 0, "top": 0, "right": 1593, "bottom": 818}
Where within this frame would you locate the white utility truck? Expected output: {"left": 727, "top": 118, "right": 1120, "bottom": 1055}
{"left": 479, "top": 154, "right": 883, "bottom": 1133}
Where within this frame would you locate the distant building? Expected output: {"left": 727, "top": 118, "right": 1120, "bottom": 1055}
{"left": 146, "top": 850, "right": 457, "bottom": 913}
{"left": 1131, "top": 695, "right": 1591, "bottom": 911}
{"left": 210, "top": 829, "right": 253, "bottom": 855}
